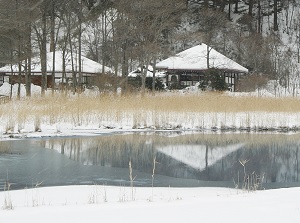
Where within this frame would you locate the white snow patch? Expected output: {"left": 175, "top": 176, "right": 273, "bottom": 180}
{"left": 0, "top": 185, "right": 299, "bottom": 223}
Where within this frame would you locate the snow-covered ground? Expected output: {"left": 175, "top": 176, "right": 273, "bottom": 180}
{"left": 0, "top": 185, "right": 299, "bottom": 223}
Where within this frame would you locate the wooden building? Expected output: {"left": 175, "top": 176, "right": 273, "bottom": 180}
{"left": 156, "top": 43, "right": 248, "bottom": 91}
{"left": 0, "top": 51, "right": 112, "bottom": 88}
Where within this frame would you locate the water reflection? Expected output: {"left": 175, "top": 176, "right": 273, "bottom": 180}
{"left": 43, "top": 133, "right": 300, "bottom": 188}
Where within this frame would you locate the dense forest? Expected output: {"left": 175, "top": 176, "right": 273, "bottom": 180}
{"left": 0, "top": 0, "right": 300, "bottom": 95}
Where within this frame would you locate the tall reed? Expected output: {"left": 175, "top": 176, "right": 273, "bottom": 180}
{"left": 1, "top": 92, "right": 300, "bottom": 132}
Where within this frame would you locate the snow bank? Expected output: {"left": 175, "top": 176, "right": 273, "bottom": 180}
{"left": 0, "top": 185, "right": 299, "bottom": 223}
{"left": 0, "top": 82, "right": 41, "bottom": 97}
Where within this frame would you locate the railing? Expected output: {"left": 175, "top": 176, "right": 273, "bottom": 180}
{"left": 0, "top": 95, "right": 10, "bottom": 104}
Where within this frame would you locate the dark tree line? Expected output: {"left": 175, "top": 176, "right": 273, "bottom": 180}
{"left": 1, "top": 0, "right": 300, "bottom": 96}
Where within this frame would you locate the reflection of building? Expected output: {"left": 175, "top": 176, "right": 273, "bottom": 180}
{"left": 0, "top": 51, "right": 112, "bottom": 88}
{"left": 157, "top": 143, "right": 244, "bottom": 171}
{"left": 156, "top": 43, "right": 248, "bottom": 91}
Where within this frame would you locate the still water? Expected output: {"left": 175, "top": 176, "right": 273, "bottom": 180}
{"left": 1, "top": 132, "right": 300, "bottom": 190}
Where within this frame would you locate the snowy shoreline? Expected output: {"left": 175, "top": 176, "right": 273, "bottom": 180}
{"left": 1, "top": 121, "right": 300, "bottom": 142}
{"left": 0, "top": 185, "right": 299, "bottom": 223}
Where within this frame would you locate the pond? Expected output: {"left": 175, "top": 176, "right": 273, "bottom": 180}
{"left": 0, "top": 132, "right": 300, "bottom": 190}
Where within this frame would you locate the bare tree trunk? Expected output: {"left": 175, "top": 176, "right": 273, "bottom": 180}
{"left": 78, "top": 0, "right": 83, "bottom": 92}
{"left": 207, "top": 44, "right": 210, "bottom": 69}
{"left": 9, "top": 49, "right": 13, "bottom": 99}
{"left": 69, "top": 32, "right": 77, "bottom": 94}
{"left": 15, "top": 0, "right": 21, "bottom": 100}
{"left": 152, "top": 57, "right": 157, "bottom": 95}
{"left": 248, "top": 0, "right": 253, "bottom": 16}
{"left": 204, "top": 0, "right": 209, "bottom": 8}
{"left": 228, "top": 2, "right": 231, "bottom": 20}
{"left": 52, "top": 50, "right": 56, "bottom": 93}
{"left": 50, "top": 0, "right": 55, "bottom": 94}
{"left": 26, "top": 22, "right": 32, "bottom": 97}
{"left": 17, "top": 30, "right": 22, "bottom": 100}
{"left": 102, "top": 11, "right": 107, "bottom": 74}
{"left": 62, "top": 50, "right": 66, "bottom": 93}
{"left": 141, "top": 59, "right": 150, "bottom": 96}
{"left": 78, "top": 23, "right": 82, "bottom": 91}
{"left": 50, "top": 0, "right": 55, "bottom": 53}
{"left": 17, "top": 59, "right": 21, "bottom": 100}
{"left": 274, "top": 0, "right": 279, "bottom": 31}
{"left": 41, "top": 4, "right": 47, "bottom": 96}
{"left": 257, "top": 0, "right": 262, "bottom": 33}
{"left": 234, "top": 0, "right": 238, "bottom": 13}
{"left": 121, "top": 45, "right": 128, "bottom": 95}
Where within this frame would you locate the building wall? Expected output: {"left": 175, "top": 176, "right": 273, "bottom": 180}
{"left": 0, "top": 74, "right": 4, "bottom": 86}
{"left": 9, "top": 75, "right": 53, "bottom": 88}
{"left": 165, "top": 69, "right": 245, "bottom": 92}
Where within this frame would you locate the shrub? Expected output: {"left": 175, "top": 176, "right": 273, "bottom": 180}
{"left": 199, "top": 68, "right": 228, "bottom": 91}
{"left": 128, "top": 76, "right": 165, "bottom": 91}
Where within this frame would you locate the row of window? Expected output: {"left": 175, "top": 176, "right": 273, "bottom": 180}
{"left": 166, "top": 73, "right": 238, "bottom": 91}
{"left": 167, "top": 73, "right": 237, "bottom": 83}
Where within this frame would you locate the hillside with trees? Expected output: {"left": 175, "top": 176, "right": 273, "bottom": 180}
{"left": 0, "top": 0, "right": 300, "bottom": 96}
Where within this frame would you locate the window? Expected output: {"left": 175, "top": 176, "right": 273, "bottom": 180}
{"left": 0, "top": 74, "right": 4, "bottom": 86}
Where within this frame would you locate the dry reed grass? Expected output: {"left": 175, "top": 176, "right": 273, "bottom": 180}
{"left": 1, "top": 92, "right": 300, "bottom": 132}
{"left": 2, "top": 92, "right": 300, "bottom": 115}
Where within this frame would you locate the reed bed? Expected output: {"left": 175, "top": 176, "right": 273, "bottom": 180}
{"left": 4, "top": 91, "right": 300, "bottom": 113}
{"left": 1, "top": 92, "right": 300, "bottom": 133}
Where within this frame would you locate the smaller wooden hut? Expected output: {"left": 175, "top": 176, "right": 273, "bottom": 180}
{"left": 156, "top": 43, "right": 248, "bottom": 91}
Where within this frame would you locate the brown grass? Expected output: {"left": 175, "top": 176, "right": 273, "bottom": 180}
{"left": 1, "top": 92, "right": 300, "bottom": 131}
{"left": 2, "top": 92, "right": 300, "bottom": 115}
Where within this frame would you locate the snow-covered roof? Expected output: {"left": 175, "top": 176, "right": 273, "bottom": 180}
{"left": 156, "top": 43, "right": 248, "bottom": 73}
{"left": 128, "top": 66, "right": 166, "bottom": 78}
{"left": 0, "top": 51, "right": 112, "bottom": 74}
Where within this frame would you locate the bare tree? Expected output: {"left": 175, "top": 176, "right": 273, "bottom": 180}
{"left": 114, "top": 0, "right": 184, "bottom": 95}
{"left": 0, "top": 0, "right": 42, "bottom": 97}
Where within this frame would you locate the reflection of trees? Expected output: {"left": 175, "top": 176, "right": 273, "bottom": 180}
{"left": 43, "top": 133, "right": 300, "bottom": 183}
{"left": 44, "top": 135, "right": 158, "bottom": 171}
{"left": 206, "top": 143, "right": 300, "bottom": 183}
{"left": 0, "top": 141, "right": 11, "bottom": 153}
